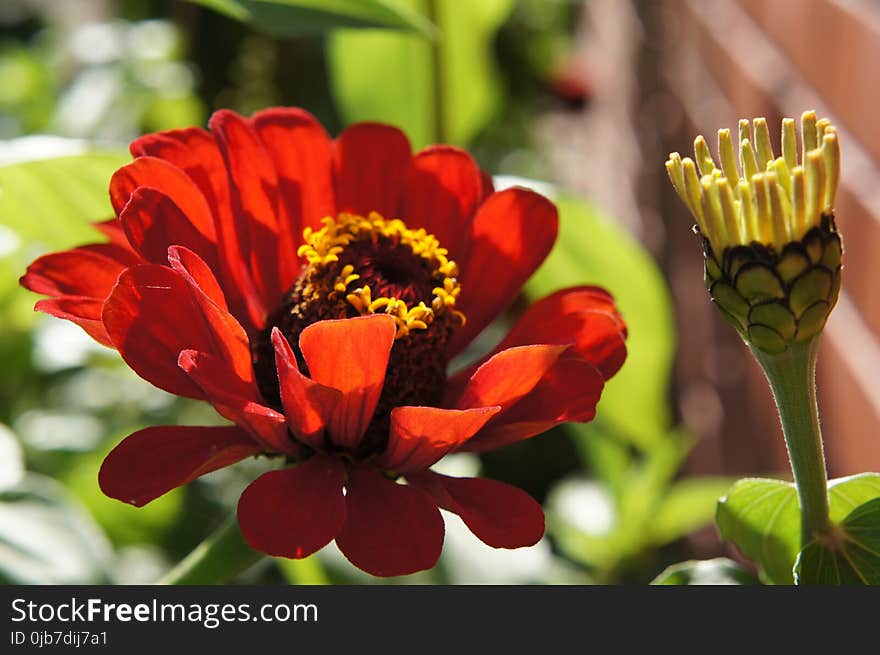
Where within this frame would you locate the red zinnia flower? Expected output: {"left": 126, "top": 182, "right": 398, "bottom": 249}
{"left": 21, "top": 107, "right": 627, "bottom": 577}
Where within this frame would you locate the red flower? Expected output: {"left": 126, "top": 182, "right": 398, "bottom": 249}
{"left": 21, "top": 108, "right": 627, "bottom": 577}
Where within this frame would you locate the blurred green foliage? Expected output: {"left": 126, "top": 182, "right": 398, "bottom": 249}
{"left": 0, "top": 0, "right": 733, "bottom": 585}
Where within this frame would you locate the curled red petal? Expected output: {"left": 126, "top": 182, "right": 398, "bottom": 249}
{"left": 451, "top": 188, "right": 558, "bottom": 356}
{"left": 109, "top": 156, "right": 216, "bottom": 245}
{"left": 167, "top": 245, "right": 228, "bottom": 310}
{"left": 178, "top": 350, "right": 296, "bottom": 455}
{"left": 21, "top": 246, "right": 130, "bottom": 299}
{"left": 407, "top": 470, "right": 544, "bottom": 549}
{"left": 99, "top": 425, "right": 260, "bottom": 506}
{"left": 34, "top": 297, "right": 112, "bottom": 347}
{"left": 130, "top": 126, "right": 265, "bottom": 333}
{"left": 298, "top": 315, "right": 396, "bottom": 449}
{"left": 336, "top": 466, "right": 443, "bottom": 577}
{"left": 452, "top": 286, "right": 628, "bottom": 386}
{"left": 272, "top": 328, "right": 341, "bottom": 450}
{"left": 460, "top": 356, "right": 605, "bottom": 453}
{"left": 334, "top": 122, "right": 412, "bottom": 217}
{"left": 120, "top": 187, "right": 218, "bottom": 270}
{"left": 449, "top": 343, "right": 569, "bottom": 411}
{"left": 237, "top": 455, "right": 347, "bottom": 559}
{"left": 399, "top": 146, "right": 484, "bottom": 256}
{"left": 377, "top": 406, "right": 500, "bottom": 473}
{"left": 102, "top": 263, "right": 251, "bottom": 398}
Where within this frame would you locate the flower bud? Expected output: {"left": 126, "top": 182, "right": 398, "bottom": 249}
{"left": 666, "top": 112, "right": 842, "bottom": 353}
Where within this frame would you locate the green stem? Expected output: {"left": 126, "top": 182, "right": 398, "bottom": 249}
{"left": 158, "top": 515, "right": 265, "bottom": 585}
{"left": 750, "top": 338, "right": 832, "bottom": 544}
{"left": 426, "top": 0, "right": 445, "bottom": 143}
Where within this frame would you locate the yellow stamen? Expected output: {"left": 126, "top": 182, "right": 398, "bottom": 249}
{"left": 300, "top": 211, "right": 465, "bottom": 338}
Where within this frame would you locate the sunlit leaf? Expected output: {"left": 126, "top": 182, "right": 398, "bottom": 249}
{"left": 0, "top": 146, "right": 128, "bottom": 247}
{"left": 0, "top": 473, "right": 115, "bottom": 584}
{"left": 647, "top": 476, "right": 736, "bottom": 546}
{"left": 795, "top": 474, "right": 880, "bottom": 585}
{"left": 328, "top": 0, "right": 514, "bottom": 149}
{"left": 60, "top": 441, "right": 184, "bottom": 547}
{"left": 524, "top": 195, "right": 676, "bottom": 448}
{"left": 717, "top": 473, "right": 880, "bottom": 585}
{"left": 715, "top": 478, "right": 800, "bottom": 585}
{"left": 189, "top": 0, "right": 436, "bottom": 36}
{"left": 651, "top": 558, "right": 759, "bottom": 585}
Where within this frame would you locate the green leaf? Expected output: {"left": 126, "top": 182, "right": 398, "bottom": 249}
{"left": 715, "top": 478, "right": 800, "bottom": 585}
{"left": 0, "top": 145, "right": 129, "bottom": 327}
{"left": 0, "top": 148, "right": 129, "bottom": 247}
{"left": 717, "top": 473, "right": 880, "bottom": 585}
{"left": 0, "top": 473, "right": 115, "bottom": 584}
{"left": 795, "top": 474, "right": 880, "bottom": 585}
{"left": 327, "top": 0, "right": 514, "bottom": 149}
{"left": 651, "top": 558, "right": 759, "bottom": 585}
{"left": 189, "top": 0, "right": 436, "bottom": 37}
{"left": 525, "top": 195, "right": 676, "bottom": 447}
{"left": 647, "top": 476, "right": 737, "bottom": 546}
{"left": 59, "top": 444, "right": 184, "bottom": 547}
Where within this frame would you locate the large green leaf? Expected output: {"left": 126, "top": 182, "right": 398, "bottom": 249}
{"left": 0, "top": 148, "right": 128, "bottom": 247}
{"left": 525, "top": 195, "right": 676, "bottom": 447}
{"left": 0, "top": 145, "right": 129, "bottom": 327}
{"left": 327, "top": 0, "right": 514, "bottom": 149}
{"left": 189, "top": 0, "right": 435, "bottom": 36}
{"left": 716, "top": 478, "right": 800, "bottom": 585}
{"left": 795, "top": 474, "right": 880, "bottom": 585}
{"left": 651, "top": 558, "right": 759, "bottom": 585}
{"left": 0, "top": 473, "right": 115, "bottom": 584}
{"left": 717, "top": 473, "right": 880, "bottom": 585}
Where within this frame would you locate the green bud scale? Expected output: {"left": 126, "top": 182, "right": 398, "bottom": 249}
{"left": 702, "top": 215, "right": 842, "bottom": 353}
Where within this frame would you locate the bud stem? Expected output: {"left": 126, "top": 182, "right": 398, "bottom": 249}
{"left": 750, "top": 338, "right": 832, "bottom": 544}
{"left": 158, "top": 515, "right": 265, "bottom": 585}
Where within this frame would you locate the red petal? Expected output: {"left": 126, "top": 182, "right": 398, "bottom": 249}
{"left": 21, "top": 246, "right": 129, "bottom": 299}
{"left": 377, "top": 406, "right": 500, "bottom": 473}
{"left": 460, "top": 356, "right": 604, "bottom": 453}
{"left": 298, "top": 315, "right": 396, "bottom": 449}
{"left": 178, "top": 350, "right": 296, "bottom": 455}
{"left": 34, "top": 297, "right": 112, "bottom": 346}
{"left": 120, "top": 187, "right": 218, "bottom": 269}
{"left": 449, "top": 343, "right": 569, "bottom": 411}
{"left": 130, "top": 127, "right": 264, "bottom": 332}
{"left": 272, "top": 329, "right": 341, "bottom": 449}
{"left": 103, "top": 264, "right": 250, "bottom": 398}
{"left": 237, "top": 455, "right": 347, "bottom": 559}
{"left": 459, "top": 286, "right": 628, "bottom": 382}
{"left": 252, "top": 107, "right": 336, "bottom": 236}
{"left": 336, "top": 466, "right": 443, "bottom": 577}
{"left": 399, "top": 146, "right": 484, "bottom": 256}
{"left": 109, "top": 156, "right": 216, "bottom": 244}
{"left": 167, "top": 245, "right": 228, "bottom": 310}
{"left": 334, "top": 123, "right": 411, "bottom": 217}
{"left": 209, "top": 109, "right": 282, "bottom": 307}
{"left": 451, "top": 188, "right": 558, "bottom": 355}
{"left": 99, "top": 425, "right": 259, "bottom": 506}
{"left": 94, "top": 218, "right": 138, "bottom": 252}
{"left": 408, "top": 470, "right": 544, "bottom": 549}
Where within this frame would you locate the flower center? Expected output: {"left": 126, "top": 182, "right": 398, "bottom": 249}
{"left": 252, "top": 212, "right": 466, "bottom": 455}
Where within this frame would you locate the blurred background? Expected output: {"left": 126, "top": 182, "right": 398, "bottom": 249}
{"left": 1, "top": 0, "right": 878, "bottom": 585}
